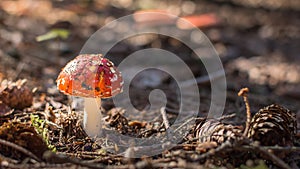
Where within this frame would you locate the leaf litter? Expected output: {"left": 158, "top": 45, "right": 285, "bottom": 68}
{"left": 0, "top": 1, "right": 299, "bottom": 169}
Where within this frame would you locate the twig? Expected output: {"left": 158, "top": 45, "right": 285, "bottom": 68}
{"left": 192, "top": 140, "right": 233, "bottom": 161}
{"left": 160, "top": 107, "right": 170, "bottom": 129}
{"left": 260, "top": 146, "right": 300, "bottom": 152}
{"left": 1, "top": 162, "right": 74, "bottom": 169}
{"left": 0, "top": 152, "right": 19, "bottom": 164}
{"left": 57, "top": 151, "right": 119, "bottom": 160}
{"left": 241, "top": 144, "right": 292, "bottom": 169}
{"left": 238, "top": 87, "right": 251, "bottom": 136}
{"left": 0, "top": 138, "right": 41, "bottom": 162}
{"left": 43, "top": 151, "right": 105, "bottom": 169}
{"left": 174, "top": 117, "right": 196, "bottom": 133}
{"left": 217, "top": 113, "right": 236, "bottom": 121}
{"left": 192, "top": 136, "right": 292, "bottom": 169}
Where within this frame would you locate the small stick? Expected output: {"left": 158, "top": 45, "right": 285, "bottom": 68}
{"left": 192, "top": 140, "right": 233, "bottom": 161}
{"left": 0, "top": 162, "right": 73, "bottom": 169}
{"left": 0, "top": 152, "right": 19, "bottom": 164}
{"left": 217, "top": 113, "right": 236, "bottom": 121}
{"left": 0, "top": 138, "right": 41, "bottom": 162}
{"left": 238, "top": 87, "right": 251, "bottom": 136}
{"left": 174, "top": 117, "right": 196, "bottom": 133}
{"left": 259, "top": 146, "right": 300, "bottom": 152}
{"left": 160, "top": 107, "right": 170, "bottom": 129}
{"left": 43, "top": 151, "right": 105, "bottom": 169}
{"left": 242, "top": 144, "right": 292, "bottom": 169}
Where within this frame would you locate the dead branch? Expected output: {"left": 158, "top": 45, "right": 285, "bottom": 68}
{"left": 0, "top": 138, "right": 41, "bottom": 162}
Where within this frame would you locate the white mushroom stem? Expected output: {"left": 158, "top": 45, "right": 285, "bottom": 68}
{"left": 83, "top": 97, "right": 102, "bottom": 138}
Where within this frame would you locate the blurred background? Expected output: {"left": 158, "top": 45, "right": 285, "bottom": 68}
{"left": 0, "top": 0, "right": 299, "bottom": 127}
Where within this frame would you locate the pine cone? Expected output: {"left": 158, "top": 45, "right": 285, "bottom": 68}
{"left": 195, "top": 119, "right": 243, "bottom": 144}
{"left": 0, "top": 79, "right": 33, "bottom": 110}
{"left": 0, "top": 121, "right": 48, "bottom": 160}
{"left": 247, "top": 104, "right": 297, "bottom": 146}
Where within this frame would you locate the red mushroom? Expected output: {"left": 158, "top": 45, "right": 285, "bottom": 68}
{"left": 56, "top": 54, "right": 123, "bottom": 137}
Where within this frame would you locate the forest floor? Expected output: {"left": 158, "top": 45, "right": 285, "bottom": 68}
{"left": 0, "top": 1, "right": 299, "bottom": 169}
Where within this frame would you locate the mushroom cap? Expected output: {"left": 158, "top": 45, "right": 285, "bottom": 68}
{"left": 56, "top": 54, "right": 123, "bottom": 98}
